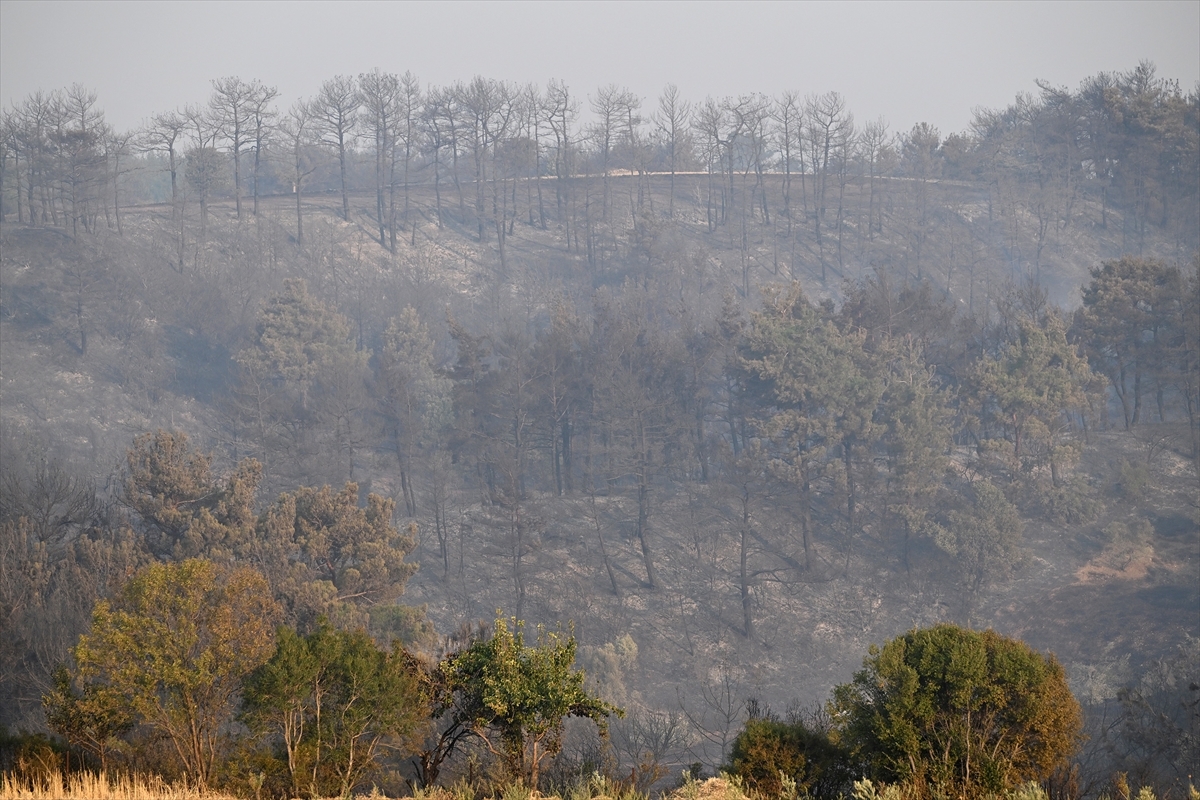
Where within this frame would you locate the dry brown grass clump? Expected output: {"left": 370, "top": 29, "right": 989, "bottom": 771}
{"left": 665, "top": 777, "right": 751, "bottom": 800}
{"left": 0, "top": 771, "right": 240, "bottom": 800}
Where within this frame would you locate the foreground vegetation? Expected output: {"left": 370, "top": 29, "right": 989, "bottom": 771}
{"left": 3, "top": 772, "right": 1192, "bottom": 800}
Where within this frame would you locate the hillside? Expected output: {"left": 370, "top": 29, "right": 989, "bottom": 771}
{"left": 1, "top": 151, "right": 1198, "bottom": 793}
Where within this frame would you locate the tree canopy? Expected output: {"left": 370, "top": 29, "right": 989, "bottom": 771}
{"left": 438, "top": 617, "right": 621, "bottom": 787}
{"left": 241, "top": 622, "right": 427, "bottom": 798}
{"left": 831, "top": 623, "right": 1082, "bottom": 797}
{"left": 60, "top": 559, "right": 280, "bottom": 787}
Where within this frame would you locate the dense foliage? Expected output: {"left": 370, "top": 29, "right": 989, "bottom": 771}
{"left": 830, "top": 624, "right": 1083, "bottom": 797}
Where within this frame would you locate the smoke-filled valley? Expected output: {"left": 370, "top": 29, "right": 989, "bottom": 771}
{"left": 0, "top": 64, "right": 1197, "bottom": 797}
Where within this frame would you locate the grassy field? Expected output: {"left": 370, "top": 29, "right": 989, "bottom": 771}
{"left": 0, "top": 771, "right": 240, "bottom": 800}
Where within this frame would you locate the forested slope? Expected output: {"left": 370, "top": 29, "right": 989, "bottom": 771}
{"left": 1, "top": 63, "right": 1197, "bottom": 793}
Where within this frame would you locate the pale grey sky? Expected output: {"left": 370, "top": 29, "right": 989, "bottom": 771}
{"left": 2, "top": 0, "right": 1197, "bottom": 137}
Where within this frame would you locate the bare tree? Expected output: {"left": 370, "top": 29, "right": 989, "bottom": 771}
{"left": 898, "top": 122, "right": 941, "bottom": 281}
{"left": 858, "top": 117, "right": 890, "bottom": 241}
{"left": 773, "top": 91, "right": 803, "bottom": 235}
{"left": 11, "top": 91, "right": 63, "bottom": 227}
{"left": 280, "top": 99, "right": 320, "bottom": 245}
{"left": 457, "top": 77, "right": 517, "bottom": 267}
{"left": 693, "top": 98, "right": 727, "bottom": 232}
{"left": 183, "top": 103, "right": 221, "bottom": 245}
{"left": 103, "top": 126, "right": 135, "bottom": 235}
{"left": 209, "top": 76, "right": 258, "bottom": 220}
{"left": 420, "top": 86, "right": 452, "bottom": 228}
{"left": 359, "top": 69, "right": 400, "bottom": 250}
{"left": 544, "top": 80, "right": 579, "bottom": 246}
{"left": 654, "top": 84, "right": 692, "bottom": 218}
{"left": 589, "top": 84, "right": 639, "bottom": 224}
{"left": 59, "top": 84, "right": 109, "bottom": 236}
{"left": 313, "top": 75, "right": 360, "bottom": 222}
{"left": 523, "top": 83, "right": 547, "bottom": 229}
{"left": 139, "top": 110, "right": 188, "bottom": 267}
{"left": 396, "top": 72, "right": 421, "bottom": 246}
{"left": 804, "top": 91, "right": 854, "bottom": 281}
{"left": 247, "top": 81, "right": 280, "bottom": 217}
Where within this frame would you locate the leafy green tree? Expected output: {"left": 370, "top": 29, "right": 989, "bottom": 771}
{"left": 122, "top": 430, "right": 261, "bottom": 560}
{"left": 1074, "top": 257, "right": 1183, "bottom": 429}
{"left": 737, "top": 284, "right": 884, "bottom": 570}
{"left": 878, "top": 338, "right": 953, "bottom": 572}
{"left": 439, "top": 617, "right": 620, "bottom": 787}
{"left": 234, "top": 278, "right": 368, "bottom": 485}
{"left": 971, "top": 314, "right": 1094, "bottom": 486}
{"left": 377, "top": 306, "right": 452, "bottom": 518}
{"left": 831, "top": 624, "right": 1082, "bottom": 798}
{"left": 240, "top": 277, "right": 360, "bottom": 398}
{"left": 726, "top": 712, "right": 848, "bottom": 798}
{"left": 241, "top": 622, "right": 427, "bottom": 798}
{"left": 933, "top": 480, "right": 1024, "bottom": 613}
{"left": 254, "top": 483, "right": 417, "bottom": 630}
{"left": 61, "top": 559, "right": 279, "bottom": 788}
{"left": 43, "top": 664, "right": 133, "bottom": 771}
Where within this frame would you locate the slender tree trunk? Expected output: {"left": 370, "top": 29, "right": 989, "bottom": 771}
{"left": 338, "top": 137, "right": 350, "bottom": 221}
{"left": 740, "top": 488, "right": 753, "bottom": 637}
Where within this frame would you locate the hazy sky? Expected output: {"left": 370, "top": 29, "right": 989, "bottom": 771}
{"left": 2, "top": 0, "right": 1197, "bottom": 137}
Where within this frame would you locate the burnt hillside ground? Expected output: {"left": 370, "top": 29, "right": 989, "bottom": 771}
{"left": 1, "top": 174, "right": 1197, "bottom": 773}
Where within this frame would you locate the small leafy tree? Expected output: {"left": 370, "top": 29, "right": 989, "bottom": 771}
{"left": 43, "top": 664, "right": 133, "bottom": 771}
{"left": 971, "top": 314, "right": 1094, "bottom": 486}
{"left": 726, "top": 710, "right": 848, "bottom": 798}
{"left": 241, "top": 622, "right": 427, "bottom": 798}
{"left": 123, "top": 429, "right": 261, "bottom": 561}
{"left": 439, "top": 617, "right": 621, "bottom": 787}
{"left": 933, "top": 479, "right": 1024, "bottom": 612}
{"left": 58, "top": 559, "right": 279, "bottom": 788}
{"left": 254, "top": 482, "right": 417, "bottom": 630}
{"left": 831, "top": 624, "right": 1082, "bottom": 798}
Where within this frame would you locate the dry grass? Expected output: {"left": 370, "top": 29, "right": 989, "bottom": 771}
{"left": 0, "top": 771, "right": 240, "bottom": 800}
{"left": 666, "top": 777, "right": 750, "bottom": 800}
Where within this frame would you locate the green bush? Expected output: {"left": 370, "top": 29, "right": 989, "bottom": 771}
{"left": 1038, "top": 476, "right": 1103, "bottom": 525}
{"left": 832, "top": 624, "right": 1082, "bottom": 798}
{"left": 1116, "top": 459, "right": 1151, "bottom": 502}
{"left": 725, "top": 715, "right": 847, "bottom": 798}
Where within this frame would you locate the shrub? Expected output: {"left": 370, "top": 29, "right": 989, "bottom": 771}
{"left": 1038, "top": 476, "right": 1103, "bottom": 525}
{"left": 831, "top": 624, "right": 1083, "bottom": 799}
{"left": 1116, "top": 459, "right": 1151, "bottom": 502}
{"left": 726, "top": 716, "right": 847, "bottom": 798}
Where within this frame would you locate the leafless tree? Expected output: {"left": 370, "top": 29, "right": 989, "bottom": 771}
{"left": 209, "top": 76, "right": 260, "bottom": 220}
{"left": 858, "top": 117, "right": 890, "bottom": 241}
{"left": 183, "top": 103, "right": 221, "bottom": 245}
{"left": 396, "top": 72, "right": 422, "bottom": 247}
{"left": 312, "top": 75, "right": 360, "bottom": 222}
{"left": 544, "top": 79, "right": 579, "bottom": 246}
{"left": 138, "top": 110, "right": 188, "bottom": 267}
{"left": 693, "top": 98, "right": 727, "bottom": 232}
{"left": 773, "top": 91, "right": 803, "bottom": 235}
{"left": 654, "top": 84, "right": 692, "bottom": 218}
{"left": 280, "top": 99, "right": 320, "bottom": 245}
{"left": 247, "top": 81, "right": 279, "bottom": 217}
{"left": 804, "top": 91, "right": 854, "bottom": 281}
{"left": 59, "top": 84, "right": 109, "bottom": 236}
{"left": 103, "top": 126, "right": 135, "bottom": 235}
{"left": 589, "top": 84, "right": 639, "bottom": 224}
{"left": 359, "top": 69, "right": 400, "bottom": 250}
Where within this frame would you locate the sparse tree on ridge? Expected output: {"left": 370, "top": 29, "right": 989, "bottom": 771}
{"left": 280, "top": 98, "right": 320, "bottom": 245}
{"left": 654, "top": 83, "right": 692, "bottom": 219}
{"left": 313, "top": 74, "right": 360, "bottom": 222}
